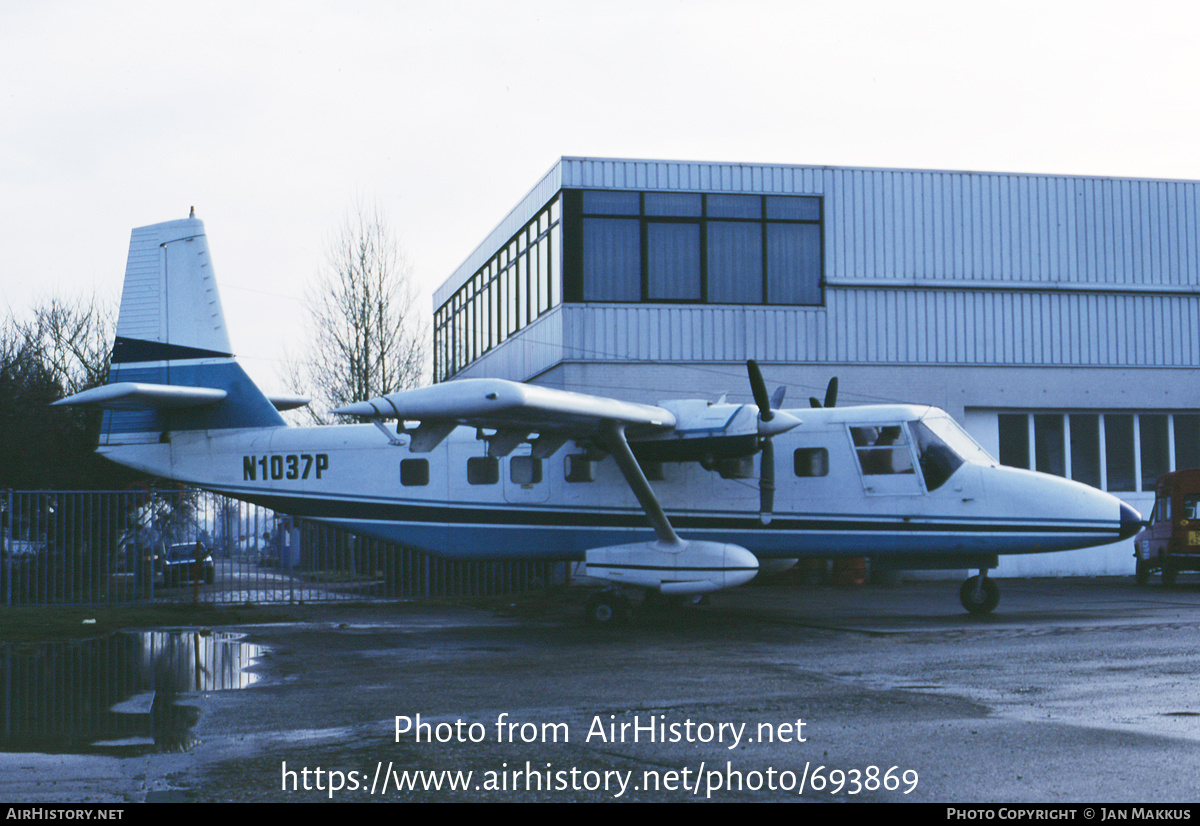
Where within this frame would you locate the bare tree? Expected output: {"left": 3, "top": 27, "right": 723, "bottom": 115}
{"left": 0, "top": 292, "right": 129, "bottom": 488}
{"left": 294, "top": 201, "right": 426, "bottom": 422}
{"left": 15, "top": 293, "right": 115, "bottom": 394}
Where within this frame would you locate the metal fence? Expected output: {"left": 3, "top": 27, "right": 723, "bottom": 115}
{"left": 1, "top": 489, "right": 567, "bottom": 606}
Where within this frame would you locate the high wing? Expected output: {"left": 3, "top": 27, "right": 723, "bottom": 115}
{"left": 333, "top": 370, "right": 801, "bottom": 551}
{"left": 334, "top": 375, "right": 774, "bottom": 597}
{"left": 334, "top": 378, "right": 677, "bottom": 454}
{"left": 334, "top": 378, "right": 685, "bottom": 543}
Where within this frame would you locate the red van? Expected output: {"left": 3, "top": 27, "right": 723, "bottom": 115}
{"left": 1134, "top": 468, "right": 1200, "bottom": 585}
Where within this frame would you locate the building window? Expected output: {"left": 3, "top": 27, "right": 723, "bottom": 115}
{"left": 1034, "top": 414, "right": 1065, "bottom": 477}
{"left": 996, "top": 411, "right": 1198, "bottom": 493}
{"left": 434, "top": 196, "right": 562, "bottom": 382}
{"left": 582, "top": 218, "right": 640, "bottom": 301}
{"left": 1069, "top": 414, "right": 1101, "bottom": 488}
{"left": 1105, "top": 415, "right": 1135, "bottom": 492}
{"left": 647, "top": 223, "right": 701, "bottom": 300}
{"left": 563, "top": 189, "right": 823, "bottom": 307}
{"left": 997, "top": 414, "right": 1030, "bottom": 469}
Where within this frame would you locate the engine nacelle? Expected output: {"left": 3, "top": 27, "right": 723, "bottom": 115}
{"left": 757, "top": 558, "right": 800, "bottom": 575}
{"left": 585, "top": 540, "right": 759, "bottom": 595}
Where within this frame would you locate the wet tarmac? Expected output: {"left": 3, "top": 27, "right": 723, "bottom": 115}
{"left": 2, "top": 630, "right": 262, "bottom": 756}
{"left": 4, "top": 575, "right": 1200, "bottom": 803}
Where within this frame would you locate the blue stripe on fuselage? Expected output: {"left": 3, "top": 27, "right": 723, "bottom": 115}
{"left": 202, "top": 487, "right": 1125, "bottom": 560}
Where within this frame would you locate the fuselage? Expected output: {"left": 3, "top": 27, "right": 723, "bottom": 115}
{"left": 100, "top": 403, "right": 1139, "bottom": 562}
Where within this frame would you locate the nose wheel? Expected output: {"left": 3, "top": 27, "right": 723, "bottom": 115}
{"left": 960, "top": 571, "right": 1000, "bottom": 614}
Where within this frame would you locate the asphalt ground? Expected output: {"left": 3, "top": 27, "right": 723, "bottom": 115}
{"left": 5, "top": 574, "right": 1200, "bottom": 804}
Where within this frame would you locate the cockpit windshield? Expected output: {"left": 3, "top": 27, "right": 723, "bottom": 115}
{"left": 916, "top": 413, "right": 997, "bottom": 467}
{"left": 909, "top": 414, "right": 996, "bottom": 492}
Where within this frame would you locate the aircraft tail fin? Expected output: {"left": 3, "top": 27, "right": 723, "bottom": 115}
{"left": 57, "top": 214, "right": 287, "bottom": 444}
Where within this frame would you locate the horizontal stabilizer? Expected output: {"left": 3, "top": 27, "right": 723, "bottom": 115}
{"left": 54, "top": 382, "right": 228, "bottom": 410}
{"left": 266, "top": 393, "right": 311, "bottom": 411}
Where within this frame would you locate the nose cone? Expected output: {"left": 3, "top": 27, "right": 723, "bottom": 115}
{"left": 1119, "top": 502, "right": 1144, "bottom": 540}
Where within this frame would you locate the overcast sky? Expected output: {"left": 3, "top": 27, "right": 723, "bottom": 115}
{"left": 4, "top": 0, "right": 1200, "bottom": 394}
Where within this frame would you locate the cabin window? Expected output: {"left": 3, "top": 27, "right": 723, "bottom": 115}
{"left": 850, "top": 425, "right": 914, "bottom": 475}
{"left": 400, "top": 459, "right": 429, "bottom": 487}
{"left": 564, "top": 454, "right": 594, "bottom": 483}
{"left": 510, "top": 456, "right": 543, "bottom": 485}
{"left": 467, "top": 456, "right": 499, "bottom": 485}
{"left": 793, "top": 448, "right": 829, "bottom": 478}
{"left": 1184, "top": 495, "right": 1200, "bottom": 520}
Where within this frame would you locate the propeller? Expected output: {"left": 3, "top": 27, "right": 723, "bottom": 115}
{"left": 748, "top": 363, "right": 835, "bottom": 524}
{"left": 809, "top": 377, "right": 838, "bottom": 409}
{"left": 747, "top": 359, "right": 774, "bottom": 424}
{"left": 746, "top": 361, "right": 800, "bottom": 526}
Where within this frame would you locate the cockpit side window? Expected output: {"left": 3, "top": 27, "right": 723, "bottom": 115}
{"left": 910, "top": 420, "right": 965, "bottom": 491}
{"left": 850, "top": 425, "right": 915, "bottom": 476}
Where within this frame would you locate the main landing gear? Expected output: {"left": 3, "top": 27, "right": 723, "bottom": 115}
{"left": 584, "top": 588, "right": 710, "bottom": 626}
{"left": 959, "top": 569, "right": 1000, "bottom": 615}
{"left": 585, "top": 590, "right": 633, "bottom": 627}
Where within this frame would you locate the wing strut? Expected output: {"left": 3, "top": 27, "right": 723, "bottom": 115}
{"left": 594, "top": 421, "right": 681, "bottom": 547}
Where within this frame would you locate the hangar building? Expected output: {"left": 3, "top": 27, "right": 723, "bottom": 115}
{"left": 432, "top": 157, "right": 1200, "bottom": 576}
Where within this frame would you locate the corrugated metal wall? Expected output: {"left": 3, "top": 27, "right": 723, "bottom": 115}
{"left": 558, "top": 158, "right": 1200, "bottom": 288}
{"left": 539, "top": 291, "right": 1200, "bottom": 368}
{"left": 450, "top": 158, "right": 1200, "bottom": 380}
{"left": 825, "top": 169, "right": 1200, "bottom": 288}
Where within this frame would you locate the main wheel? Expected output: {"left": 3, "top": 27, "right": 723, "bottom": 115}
{"left": 1162, "top": 564, "right": 1178, "bottom": 587}
{"left": 585, "top": 592, "right": 631, "bottom": 627}
{"left": 960, "top": 575, "right": 1000, "bottom": 615}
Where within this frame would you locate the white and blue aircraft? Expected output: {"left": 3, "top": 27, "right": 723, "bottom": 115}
{"left": 58, "top": 214, "right": 1143, "bottom": 622}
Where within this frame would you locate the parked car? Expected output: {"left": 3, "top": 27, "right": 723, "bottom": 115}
{"left": 161, "top": 542, "right": 215, "bottom": 586}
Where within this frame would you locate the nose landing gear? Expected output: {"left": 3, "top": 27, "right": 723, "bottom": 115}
{"left": 960, "top": 570, "right": 1000, "bottom": 615}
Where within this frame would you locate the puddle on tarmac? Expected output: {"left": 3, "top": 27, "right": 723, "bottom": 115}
{"left": 0, "top": 630, "right": 262, "bottom": 755}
